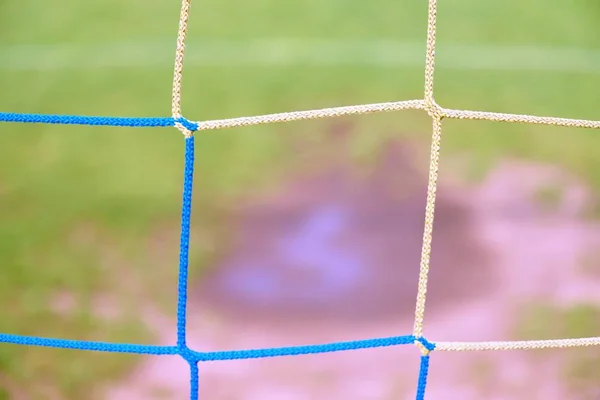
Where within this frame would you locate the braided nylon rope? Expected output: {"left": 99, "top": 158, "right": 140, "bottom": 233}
{"left": 1, "top": 0, "right": 600, "bottom": 398}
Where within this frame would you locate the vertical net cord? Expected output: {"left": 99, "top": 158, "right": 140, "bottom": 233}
{"left": 413, "top": 0, "right": 442, "bottom": 341}
{"left": 177, "top": 137, "right": 195, "bottom": 350}
{"left": 411, "top": 1, "right": 441, "bottom": 396}
{"left": 172, "top": 0, "right": 194, "bottom": 137}
{"left": 189, "top": 360, "right": 200, "bottom": 400}
{"left": 415, "top": 355, "right": 431, "bottom": 400}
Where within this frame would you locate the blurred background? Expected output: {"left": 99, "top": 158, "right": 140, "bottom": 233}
{"left": 1, "top": 0, "right": 600, "bottom": 399}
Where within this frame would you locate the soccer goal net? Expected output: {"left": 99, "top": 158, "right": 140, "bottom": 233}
{"left": 1, "top": 0, "right": 600, "bottom": 399}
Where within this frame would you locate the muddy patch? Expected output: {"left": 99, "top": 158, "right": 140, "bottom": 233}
{"left": 105, "top": 140, "right": 600, "bottom": 400}
{"left": 194, "top": 140, "right": 492, "bottom": 324}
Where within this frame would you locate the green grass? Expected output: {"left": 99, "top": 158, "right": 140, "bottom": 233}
{"left": 513, "top": 302, "right": 600, "bottom": 399}
{"left": 1, "top": 0, "right": 600, "bottom": 397}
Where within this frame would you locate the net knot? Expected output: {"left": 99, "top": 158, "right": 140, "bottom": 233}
{"left": 414, "top": 336, "right": 436, "bottom": 356}
{"left": 174, "top": 116, "right": 198, "bottom": 138}
{"left": 424, "top": 100, "right": 445, "bottom": 120}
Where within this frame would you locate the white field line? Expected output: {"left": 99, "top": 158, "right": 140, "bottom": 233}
{"left": 1, "top": 39, "right": 599, "bottom": 73}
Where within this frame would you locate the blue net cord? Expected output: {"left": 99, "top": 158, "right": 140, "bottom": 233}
{"left": 177, "top": 136, "right": 195, "bottom": 354}
{"left": 178, "top": 136, "right": 198, "bottom": 399}
{"left": 416, "top": 355, "right": 431, "bottom": 400}
{"left": 0, "top": 331, "right": 420, "bottom": 359}
{"left": 0, "top": 112, "right": 199, "bottom": 131}
{"left": 0, "top": 116, "right": 434, "bottom": 398}
{"left": 0, "top": 331, "right": 420, "bottom": 360}
{"left": 0, "top": 333, "right": 178, "bottom": 355}
{"left": 189, "top": 360, "right": 200, "bottom": 400}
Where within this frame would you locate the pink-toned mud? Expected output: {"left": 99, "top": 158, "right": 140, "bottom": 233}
{"left": 105, "top": 142, "right": 600, "bottom": 399}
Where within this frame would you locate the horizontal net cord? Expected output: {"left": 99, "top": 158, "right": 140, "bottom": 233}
{"left": 0, "top": 112, "right": 200, "bottom": 131}
{"left": 190, "top": 102, "right": 600, "bottom": 133}
{"left": 6, "top": 331, "right": 600, "bottom": 356}
{"left": 191, "top": 335, "right": 416, "bottom": 361}
{"left": 2, "top": 104, "right": 599, "bottom": 132}
{"left": 0, "top": 112, "right": 176, "bottom": 127}
{"left": 0, "top": 331, "right": 417, "bottom": 359}
{"left": 441, "top": 107, "right": 600, "bottom": 129}
{"left": 434, "top": 337, "right": 600, "bottom": 352}
{"left": 192, "top": 99, "right": 426, "bottom": 130}
{"left": 0, "top": 333, "right": 178, "bottom": 355}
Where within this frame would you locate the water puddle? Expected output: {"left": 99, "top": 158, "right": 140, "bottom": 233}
{"left": 216, "top": 203, "right": 367, "bottom": 304}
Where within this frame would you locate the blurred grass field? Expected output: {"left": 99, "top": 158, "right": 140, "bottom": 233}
{"left": 1, "top": 0, "right": 600, "bottom": 398}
